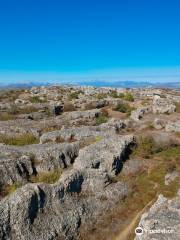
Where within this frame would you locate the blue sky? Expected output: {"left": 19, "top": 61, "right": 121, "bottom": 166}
{"left": 0, "top": 0, "right": 180, "bottom": 84}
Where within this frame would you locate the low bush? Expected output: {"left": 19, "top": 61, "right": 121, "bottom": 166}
{"left": 68, "top": 92, "right": 79, "bottom": 100}
{"left": 30, "top": 96, "right": 47, "bottom": 103}
{"left": 114, "top": 102, "right": 135, "bottom": 116}
{"left": 95, "top": 115, "right": 108, "bottom": 125}
{"left": 96, "top": 93, "right": 107, "bottom": 100}
{"left": 123, "top": 92, "right": 134, "bottom": 102}
{"left": 110, "top": 91, "right": 124, "bottom": 99}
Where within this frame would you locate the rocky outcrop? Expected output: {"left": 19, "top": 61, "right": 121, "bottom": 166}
{"left": 130, "top": 107, "right": 150, "bottom": 121}
{"left": 0, "top": 134, "right": 134, "bottom": 240}
{"left": 63, "top": 109, "right": 101, "bottom": 120}
{"left": 99, "top": 118, "right": 126, "bottom": 133}
{"left": 135, "top": 192, "right": 180, "bottom": 240}
{"left": 165, "top": 171, "right": 179, "bottom": 185}
{"left": 165, "top": 120, "right": 180, "bottom": 132}
{"left": 152, "top": 95, "right": 176, "bottom": 114}
{"left": 0, "top": 142, "right": 79, "bottom": 186}
{"left": 40, "top": 126, "right": 102, "bottom": 144}
{"left": 153, "top": 118, "right": 165, "bottom": 130}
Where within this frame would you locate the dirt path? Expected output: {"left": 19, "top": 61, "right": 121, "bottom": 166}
{"left": 114, "top": 198, "right": 156, "bottom": 240}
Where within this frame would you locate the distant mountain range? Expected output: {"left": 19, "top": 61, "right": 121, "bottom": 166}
{"left": 0, "top": 80, "right": 180, "bottom": 89}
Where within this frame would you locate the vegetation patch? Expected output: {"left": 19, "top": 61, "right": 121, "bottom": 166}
{"left": 175, "top": 102, "right": 180, "bottom": 113}
{"left": 114, "top": 102, "right": 135, "bottom": 116}
{"left": 123, "top": 92, "right": 134, "bottom": 102}
{"left": 0, "top": 182, "right": 22, "bottom": 198}
{"left": 30, "top": 96, "right": 47, "bottom": 103}
{"left": 0, "top": 112, "right": 15, "bottom": 121}
{"left": 96, "top": 93, "right": 107, "bottom": 100}
{"left": 132, "top": 136, "right": 165, "bottom": 158}
{"left": 68, "top": 92, "right": 79, "bottom": 100}
{"left": 95, "top": 115, "right": 108, "bottom": 125}
{"left": 79, "top": 136, "right": 103, "bottom": 148}
{"left": 156, "top": 146, "right": 180, "bottom": 161}
{"left": 30, "top": 170, "right": 62, "bottom": 184}
{"left": 0, "top": 133, "right": 39, "bottom": 146}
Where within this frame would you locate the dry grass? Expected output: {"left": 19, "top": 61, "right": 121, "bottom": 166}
{"left": 175, "top": 102, "right": 180, "bottom": 113}
{"left": 0, "top": 112, "right": 15, "bottom": 121}
{"left": 79, "top": 136, "right": 103, "bottom": 148}
{"left": 0, "top": 182, "right": 22, "bottom": 198}
{"left": 63, "top": 102, "right": 76, "bottom": 112}
{"left": 0, "top": 133, "right": 39, "bottom": 146}
{"left": 30, "top": 170, "right": 62, "bottom": 184}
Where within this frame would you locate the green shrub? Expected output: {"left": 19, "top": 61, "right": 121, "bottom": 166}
{"left": 96, "top": 93, "right": 107, "bottom": 100}
{"left": 114, "top": 102, "right": 135, "bottom": 116}
{"left": 95, "top": 115, "right": 108, "bottom": 125}
{"left": 110, "top": 91, "right": 119, "bottom": 98}
{"left": 110, "top": 91, "right": 125, "bottom": 99}
{"left": 30, "top": 96, "right": 46, "bottom": 103}
{"left": 123, "top": 92, "right": 134, "bottom": 102}
{"left": 118, "top": 93, "right": 125, "bottom": 98}
{"left": 0, "top": 133, "right": 38, "bottom": 146}
{"left": 68, "top": 92, "right": 79, "bottom": 100}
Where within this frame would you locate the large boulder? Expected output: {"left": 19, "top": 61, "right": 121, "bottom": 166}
{"left": 130, "top": 107, "right": 150, "bottom": 121}
{"left": 165, "top": 120, "right": 180, "bottom": 132}
{"left": 135, "top": 192, "right": 180, "bottom": 240}
{"left": 153, "top": 118, "right": 165, "bottom": 130}
{"left": 152, "top": 96, "right": 176, "bottom": 114}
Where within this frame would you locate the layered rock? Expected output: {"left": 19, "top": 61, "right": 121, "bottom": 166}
{"left": 130, "top": 107, "right": 150, "bottom": 121}
{"left": 40, "top": 126, "right": 102, "bottom": 144}
{"left": 152, "top": 96, "right": 176, "bottom": 114}
{"left": 0, "top": 134, "right": 134, "bottom": 240}
{"left": 135, "top": 192, "right": 180, "bottom": 240}
{"left": 165, "top": 120, "right": 180, "bottom": 132}
{"left": 0, "top": 142, "right": 79, "bottom": 186}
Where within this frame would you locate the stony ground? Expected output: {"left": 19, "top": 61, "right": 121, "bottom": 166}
{"left": 0, "top": 85, "right": 179, "bottom": 240}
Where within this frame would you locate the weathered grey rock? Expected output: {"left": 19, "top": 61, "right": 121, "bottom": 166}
{"left": 165, "top": 171, "right": 179, "bottom": 185}
{"left": 153, "top": 118, "right": 165, "bottom": 130}
{"left": 40, "top": 126, "right": 102, "bottom": 144}
{"left": 0, "top": 142, "right": 79, "bottom": 186}
{"left": 153, "top": 95, "right": 176, "bottom": 114}
{"left": 74, "top": 135, "right": 134, "bottom": 178}
{"left": 0, "top": 134, "right": 134, "bottom": 240}
{"left": 15, "top": 99, "right": 31, "bottom": 105}
{"left": 48, "top": 102, "right": 63, "bottom": 116}
{"left": 165, "top": 120, "right": 180, "bottom": 132}
{"left": 135, "top": 193, "right": 180, "bottom": 240}
{"left": 130, "top": 107, "right": 150, "bottom": 121}
{"left": 100, "top": 118, "right": 126, "bottom": 133}
{"left": 63, "top": 109, "right": 101, "bottom": 121}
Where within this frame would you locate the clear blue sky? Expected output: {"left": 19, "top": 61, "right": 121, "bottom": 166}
{"left": 0, "top": 0, "right": 180, "bottom": 83}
